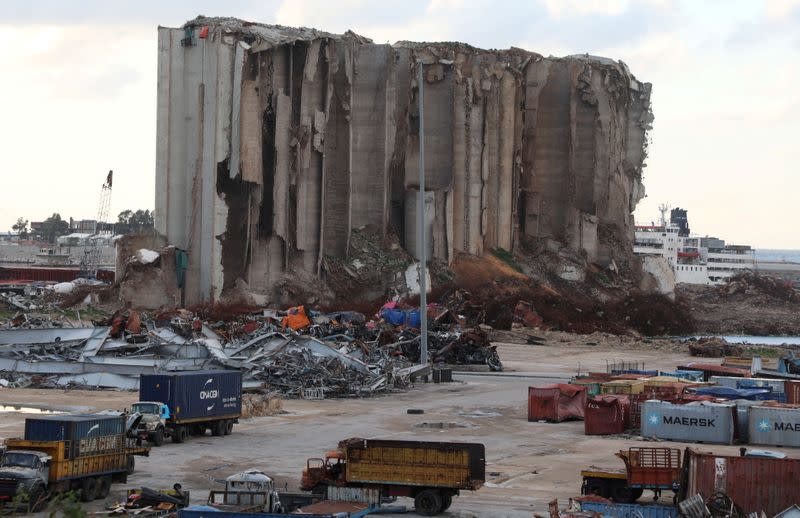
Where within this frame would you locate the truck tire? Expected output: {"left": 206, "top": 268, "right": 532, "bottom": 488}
{"left": 152, "top": 428, "right": 164, "bottom": 447}
{"left": 126, "top": 455, "right": 136, "bottom": 475}
{"left": 584, "top": 478, "right": 611, "bottom": 499}
{"left": 224, "top": 420, "right": 233, "bottom": 435}
{"left": 27, "top": 483, "right": 46, "bottom": 513}
{"left": 80, "top": 477, "right": 97, "bottom": 502}
{"left": 211, "top": 420, "right": 225, "bottom": 437}
{"left": 97, "top": 476, "right": 112, "bottom": 499}
{"left": 611, "top": 484, "right": 639, "bottom": 504}
{"left": 415, "top": 489, "right": 443, "bottom": 516}
{"left": 441, "top": 494, "right": 453, "bottom": 511}
{"left": 172, "top": 425, "right": 187, "bottom": 443}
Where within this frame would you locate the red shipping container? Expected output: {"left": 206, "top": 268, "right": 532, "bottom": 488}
{"left": 584, "top": 395, "right": 630, "bottom": 435}
{"left": 528, "top": 384, "right": 587, "bottom": 422}
{"left": 786, "top": 380, "right": 800, "bottom": 404}
{"left": 683, "top": 448, "right": 800, "bottom": 516}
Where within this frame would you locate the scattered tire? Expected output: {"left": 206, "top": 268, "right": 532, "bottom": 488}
{"left": 415, "top": 489, "right": 443, "bottom": 516}
{"left": 80, "top": 477, "right": 97, "bottom": 502}
{"left": 407, "top": 409, "right": 425, "bottom": 415}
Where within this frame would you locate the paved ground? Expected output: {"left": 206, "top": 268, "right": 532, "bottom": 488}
{"left": 0, "top": 333, "right": 796, "bottom": 517}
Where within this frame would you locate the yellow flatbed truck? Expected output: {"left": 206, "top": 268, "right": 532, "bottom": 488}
{"left": 301, "top": 438, "right": 485, "bottom": 516}
{"left": 0, "top": 415, "right": 149, "bottom": 511}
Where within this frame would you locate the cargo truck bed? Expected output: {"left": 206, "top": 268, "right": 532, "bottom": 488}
{"left": 341, "top": 438, "right": 485, "bottom": 490}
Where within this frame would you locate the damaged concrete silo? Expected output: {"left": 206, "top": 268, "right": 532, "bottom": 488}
{"left": 155, "top": 16, "right": 653, "bottom": 305}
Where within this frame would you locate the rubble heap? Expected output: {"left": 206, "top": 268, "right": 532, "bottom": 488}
{"left": 0, "top": 301, "right": 502, "bottom": 395}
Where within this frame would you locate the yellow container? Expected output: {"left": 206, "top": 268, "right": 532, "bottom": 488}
{"left": 601, "top": 380, "right": 645, "bottom": 395}
{"left": 5, "top": 438, "right": 129, "bottom": 483}
{"left": 343, "top": 439, "right": 484, "bottom": 489}
{"left": 643, "top": 376, "right": 687, "bottom": 387}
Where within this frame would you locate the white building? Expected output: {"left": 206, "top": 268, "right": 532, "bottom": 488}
{"left": 634, "top": 220, "right": 755, "bottom": 285}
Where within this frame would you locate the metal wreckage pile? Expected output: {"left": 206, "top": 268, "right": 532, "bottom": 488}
{"left": 0, "top": 300, "right": 501, "bottom": 397}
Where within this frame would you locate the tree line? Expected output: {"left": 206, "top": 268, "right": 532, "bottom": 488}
{"left": 10, "top": 210, "right": 155, "bottom": 244}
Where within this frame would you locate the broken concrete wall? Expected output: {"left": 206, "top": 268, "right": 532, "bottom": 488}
{"left": 156, "top": 17, "right": 652, "bottom": 305}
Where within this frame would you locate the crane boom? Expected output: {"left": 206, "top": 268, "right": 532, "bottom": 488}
{"left": 79, "top": 170, "right": 113, "bottom": 278}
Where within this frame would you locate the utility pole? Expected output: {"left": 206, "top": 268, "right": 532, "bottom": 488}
{"left": 417, "top": 61, "right": 428, "bottom": 366}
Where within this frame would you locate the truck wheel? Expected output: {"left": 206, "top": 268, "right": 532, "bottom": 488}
{"left": 211, "top": 420, "right": 225, "bottom": 437}
{"left": 126, "top": 455, "right": 136, "bottom": 475}
{"left": 28, "top": 484, "right": 46, "bottom": 513}
{"left": 611, "top": 484, "right": 638, "bottom": 504}
{"left": 441, "top": 494, "right": 453, "bottom": 511}
{"left": 152, "top": 428, "right": 164, "bottom": 446}
{"left": 584, "top": 478, "right": 611, "bottom": 499}
{"left": 80, "top": 477, "right": 97, "bottom": 502}
{"left": 415, "top": 489, "right": 443, "bottom": 516}
{"left": 224, "top": 420, "right": 233, "bottom": 435}
{"left": 97, "top": 476, "right": 112, "bottom": 499}
{"left": 172, "top": 425, "right": 187, "bottom": 443}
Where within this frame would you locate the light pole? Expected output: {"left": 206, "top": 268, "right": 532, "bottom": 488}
{"left": 417, "top": 61, "right": 428, "bottom": 366}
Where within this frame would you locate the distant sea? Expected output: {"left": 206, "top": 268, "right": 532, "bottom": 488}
{"left": 755, "top": 249, "right": 800, "bottom": 264}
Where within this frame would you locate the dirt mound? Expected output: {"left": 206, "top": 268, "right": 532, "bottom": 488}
{"left": 678, "top": 274, "right": 800, "bottom": 335}
{"left": 441, "top": 252, "right": 694, "bottom": 336}
{"left": 722, "top": 272, "right": 799, "bottom": 303}
{"left": 688, "top": 337, "right": 745, "bottom": 358}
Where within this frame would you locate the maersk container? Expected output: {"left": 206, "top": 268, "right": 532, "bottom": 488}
{"left": 748, "top": 406, "right": 800, "bottom": 447}
{"left": 709, "top": 376, "right": 785, "bottom": 394}
{"left": 139, "top": 370, "right": 242, "bottom": 422}
{"left": 24, "top": 414, "right": 125, "bottom": 442}
{"left": 641, "top": 401, "right": 736, "bottom": 444}
{"left": 579, "top": 501, "right": 679, "bottom": 518}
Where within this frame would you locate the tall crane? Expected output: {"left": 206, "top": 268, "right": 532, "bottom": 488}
{"left": 79, "top": 170, "right": 113, "bottom": 279}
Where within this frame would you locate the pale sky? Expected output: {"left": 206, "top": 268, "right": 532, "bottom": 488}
{"left": 1, "top": 0, "right": 798, "bottom": 248}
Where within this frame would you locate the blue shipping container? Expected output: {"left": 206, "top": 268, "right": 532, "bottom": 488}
{"left": 611, "top": 370, "right": 659, "bottom": 376}
{"left": 140, "top": 371, "right": 242, "bottom": 422}
{"left": 24, "top": 414, "right": 125, "bottom": 442}
{"left": 580, "top": 501, "right": 679, "bottom": 518}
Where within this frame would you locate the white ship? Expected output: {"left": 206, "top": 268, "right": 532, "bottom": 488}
{"left": 634, "top": 206, "right": 755, "bottom": 285}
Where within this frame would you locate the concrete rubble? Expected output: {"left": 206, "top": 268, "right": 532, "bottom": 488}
{"left": 155, "top": 16, "right": 653, "bottom": 306}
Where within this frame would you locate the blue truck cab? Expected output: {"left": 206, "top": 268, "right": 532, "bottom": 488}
{"left": 133, "top": 371, "right": 242, "bottom": 446}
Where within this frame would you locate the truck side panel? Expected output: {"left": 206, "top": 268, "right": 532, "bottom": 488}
{"left": 5, "top": 439, "right": 129, "bottom": 482}
{"left": 344, "top": 439, "right": 485, "bottom": 489}
{"left": 140, "top": 370, "right": 242, "bottom": 422}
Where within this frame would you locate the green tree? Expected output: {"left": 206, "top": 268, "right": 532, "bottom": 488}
{"left": 12, "top": 217, "right": 29, "bottom": 239}
{"left": 115, "top": 209, "right": 155, "bottom": 235}
{"left": 34, "top": 213, "right": 69, "bottom": 243}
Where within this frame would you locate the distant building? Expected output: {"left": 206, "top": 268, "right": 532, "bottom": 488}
{"left": 634, "top": 208, "right": 755, "bottom": 285}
